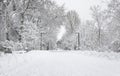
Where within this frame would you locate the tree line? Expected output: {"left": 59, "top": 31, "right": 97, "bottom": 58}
{"left": 0, "top": 0, "right": 80, "bottom": 51}
{"left": 0, "top": 0, "right": 120, "bottom": 52}
{"left": 57, "top": 0, "right": 120, "bottom": 52}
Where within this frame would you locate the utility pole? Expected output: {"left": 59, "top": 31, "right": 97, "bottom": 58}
{"left": 40, "top": 32, "right": 46, "bottom": 50}
{"left": 78, "top": 32, "right": 80, "bottom": 50}
{"left": 75, "top": 32, "right": 80, "bottom": 50}
{"left": 47, "top": 42, "right": 49, "bottom": 50}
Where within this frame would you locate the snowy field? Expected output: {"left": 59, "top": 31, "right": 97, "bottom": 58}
{"left": 0, "top": 51, "right": 120, "bottom": 76}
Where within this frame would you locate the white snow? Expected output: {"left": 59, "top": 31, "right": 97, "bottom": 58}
{"left": 0, "top": 51, "right": 120, "bottom": 76}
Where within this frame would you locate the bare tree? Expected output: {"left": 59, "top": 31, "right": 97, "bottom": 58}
{"left": 90, "top": 5, "right": 104, "bottom": 47}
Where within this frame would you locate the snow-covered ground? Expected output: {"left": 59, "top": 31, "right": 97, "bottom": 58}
{"left": 0, "top": 51, "right": 120, "bottom": 76}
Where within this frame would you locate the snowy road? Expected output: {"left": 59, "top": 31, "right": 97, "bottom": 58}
{"left": 0, "top": 51, "right": 120, "bottom": 76}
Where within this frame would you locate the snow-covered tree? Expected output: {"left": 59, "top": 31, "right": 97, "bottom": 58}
{"left": 106, "top": 0, "right": 120, "bottom": 52}
{"left": 66, "top": 10, "right": 80, "bottom": 33}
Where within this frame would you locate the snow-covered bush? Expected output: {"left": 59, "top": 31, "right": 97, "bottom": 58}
{"left": 21, "top": 23, "right": 39, "bottom": 51}
{"left": 0, "top": 40, "right": 24, "bottom": 51}
{"left": 0, "top": 41, "right": 13, "bottom": 51}
{"left": 57, "top": 37, "right": 77, "bottom": 50}
{"left": 0, "top": 44, "right": 6, "bottom": 52}
{"left": 109, "top": 40, "right": 120, "bottom": 52}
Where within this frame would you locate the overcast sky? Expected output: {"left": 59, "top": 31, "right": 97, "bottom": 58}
{"left": 53, "top": 0, "right": 106, "bottom": 21}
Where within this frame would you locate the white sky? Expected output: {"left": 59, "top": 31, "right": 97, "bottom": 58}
{"left": 53, "top": 0, "right": 107, "bottom": 21}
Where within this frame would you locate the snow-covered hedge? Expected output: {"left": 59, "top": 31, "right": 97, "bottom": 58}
{"left": 109, "top": 40, "right": 120, "bottom": 52}
{"left": 0, "top": 40, "right": 23, "bottom": 51}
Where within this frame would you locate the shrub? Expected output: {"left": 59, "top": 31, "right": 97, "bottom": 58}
{"left": 0, "top": 40, "right": 24, "bottom": 51}
{"left": 109, "top": 40, "right": 120, "bottom": 52}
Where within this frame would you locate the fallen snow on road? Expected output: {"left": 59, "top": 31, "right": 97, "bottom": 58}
{"left": 0, "top": 51, "right": 120, "bottom": 76}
